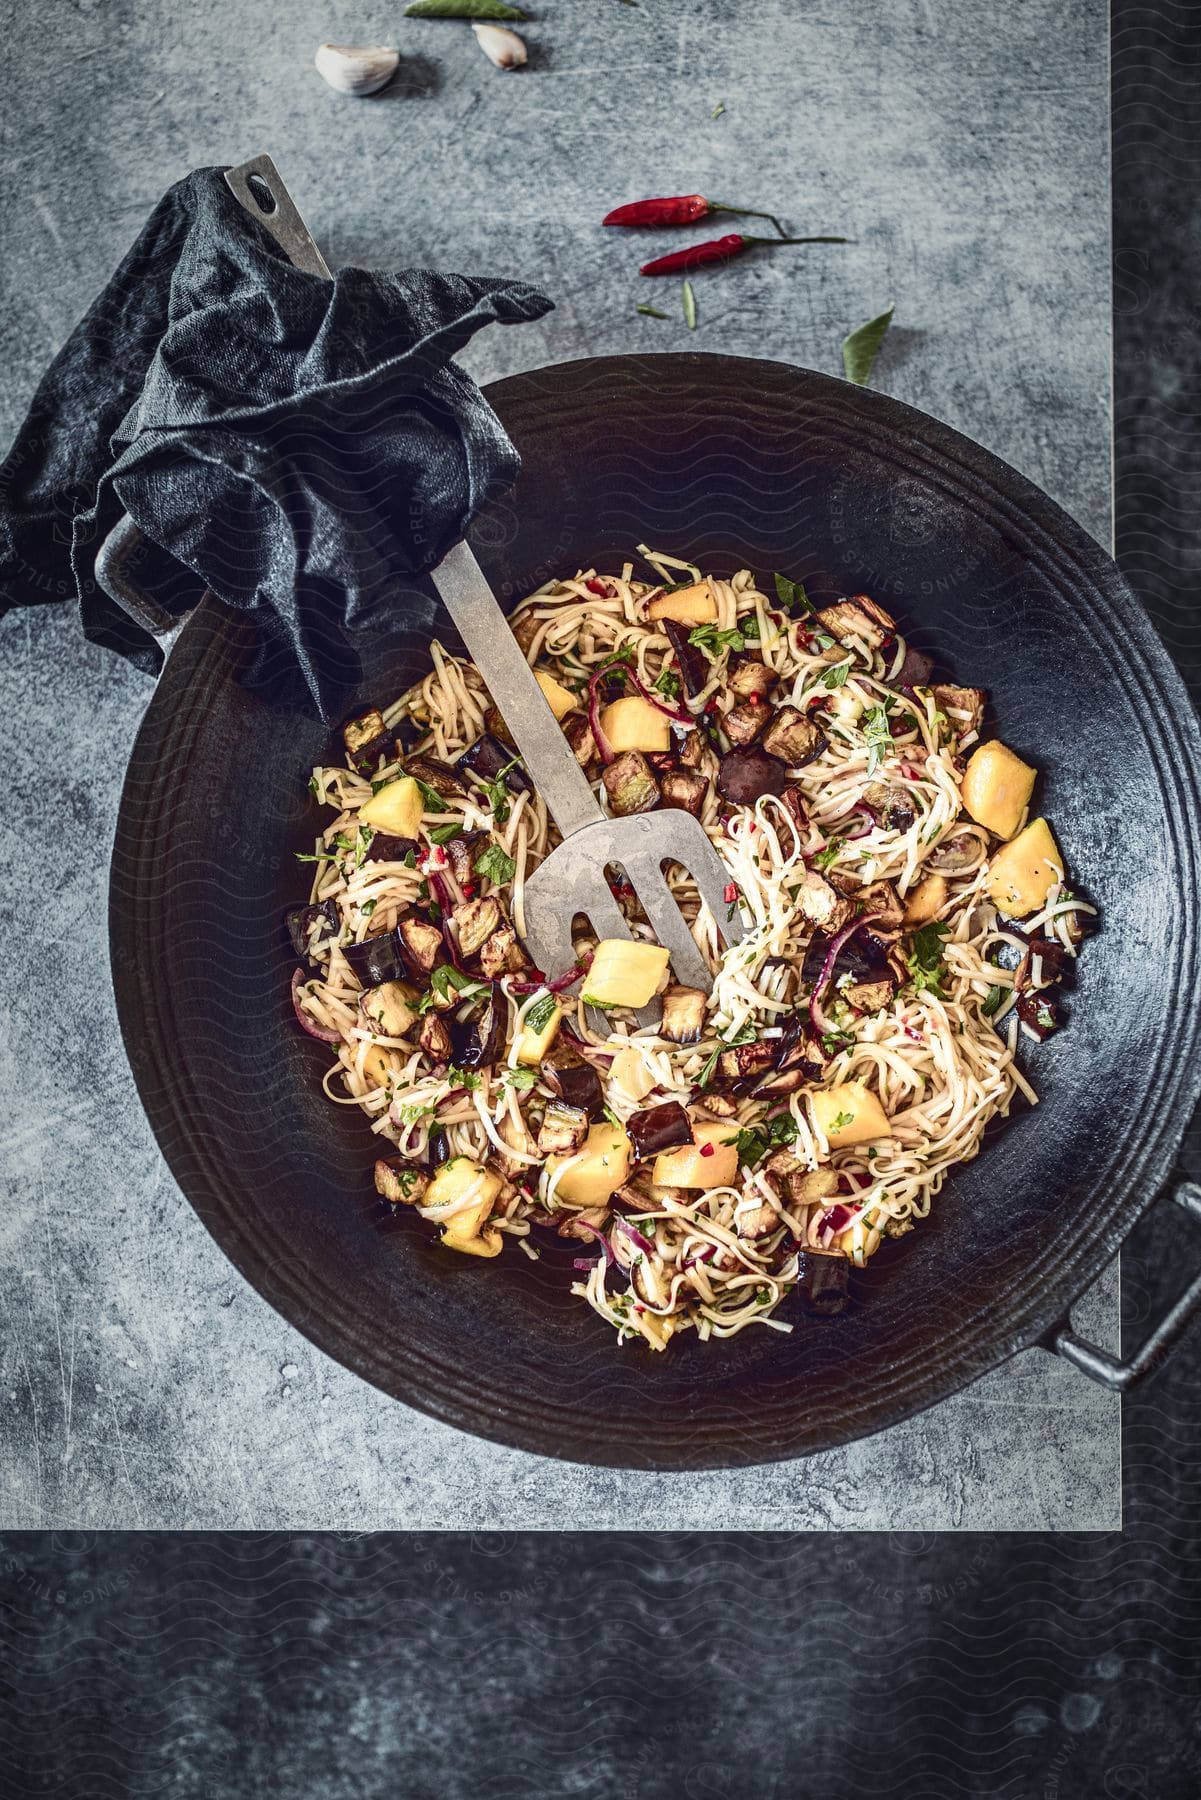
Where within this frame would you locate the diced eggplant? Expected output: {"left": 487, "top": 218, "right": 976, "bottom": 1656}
{"left": 562, "top": 713, "right": 599, "bottom": 770}
{"left": 814, "top": 594, "right": 896, "bottom": 648}
{"left": 660, "top": 769, "right": 708, "bottom": 818}
{"left": 861, "top": 782, "right": 916, "bottom": 833}
{"left": 794, "top": 1247, "right": 851, "bottom": 1317}
{"left": 374, "top": 1156, "right": 428, "bottom": 1206}
{"left": 544, "top": 1060, "right": 605, "bottom": 1120}
{"left": 752, "top": 1065, "right": 807, "bottom": 1099}
{"left": 716, "top": 743, "right": 790, "bottom": 804}
{"left": 718, "top": 1041, "right": 777, "bottom": 1086}
{"left": 929, "top": 830, "right": 982, "bottom": 874}
{"left": 760, "top": 705, "right": 827, "bottom": 769}
{"left": 660, "top": 985, "right": 707, "bottom": 1044}
{"left": 343, "top": 929, "right": 409, "bottom": 990}
{"left": 796, "top": 872, "right": 855, "bottom": 934}
{"left": 397, "top": 910, "right": 445, "bottom": 975}
{"left": 661, "top": 618, "right": 710, "bottom": 698}
{"left": 770, "top": 1014, "right": 829, "bottom": 1083}
{"left": 418, "top": 1128, "right": 451, "bottom": 1173}
{"left": 784, "top": 1168, "right": 840, "bottom": 1206}
{"left": 694, "top": 1092, "right": 738, "bottom": 1119}
{"left": 364, "top": 832, "right": 420, "bottom": 865}
{"left": 737, "top": 1200, "right": 780, "bottom": 1238}
{"left": 451, "top": 896, "right": 502, "bottom": 960}
{"left": 483, "top": 705, "right": 516, "bottom": 748}
{"left": 627, "top": 1101, "right": 694, "bottom": 1163}
{"left": 285, "top": 899, "right": 340, "bottom": 973}
{"left": 407, "top": 755, "right": 467, "bottom": 800}
{"left": 537, "top": 1100, "right": 589, "bottom": 1156}
{"left": 1015, "top": 936, "right": 1072, "bottom": 993}
{"left": 449, "top": 995, "right": 505, "bottom": 1069}
{"left": 894, "top": 645, "right": 935, "bottom": 694}
{"left": 1016, "top": 991, "right": 1062, "bottom": 1040}
{"left": 858, "top": 879, "right": 905, "bottom": 931}
{"left": 673, "top": 723, "right": 708, "bottom": 770}
{"left": 342, "top": 708, "right": 391, "bottom": 772}
{"left": 728, "top": 659, "right": 777, "bottom": 701}
{"left": 803, "top": 926, "right": 880, "bottom": 987}
{"left": 455, "top": 733, "right": 533, "bottom": 795}
{"left": 723, "top": 701, "right": 769, "bottom": 747}
{"left": 932, "top": 684, "right": 986, "bottom": 737}
{"left": 444, "top": 832, "right": 487, "bottom": 886}
{"left": 360, "top": 981, "right": 419, "bottom": 1038}
{"left": 780, "top": 785, "right": 809, "bottom": 832}
{"left": 603, "top": 750, "right": 660, "bottom": 816}
{"left": 418, "top": 1013, "right": 452, "bottom": 1063}
{"left": 479, "top": 921, "right": 530, "bottom": 980}
{"left": 510, "top": 609, "right": 542, "bottom": 654}
{"left": 843, "top": 977, "right": 895, "bottom": 1014}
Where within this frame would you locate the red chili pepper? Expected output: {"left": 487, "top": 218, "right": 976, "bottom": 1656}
{"left": 461, "top": 882, "right": 476, "bottom": 898}
{"left": 640, "top": 233, "right": 846, "bottom": 277}
{"left": 603, "top": 194, "right": 788, "bottom": 235}
{"left": 723, "top": 882, "right": 737, "bottom": 904}
{"left": 700, "top": 1141, "right": 716, "bottom": 1158}
{"left": 585, "top": 577, "right": 609, "bottom": 597}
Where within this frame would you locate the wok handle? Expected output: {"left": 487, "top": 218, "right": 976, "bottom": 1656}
{"left": 1047, "top": 1177, "right": 1201, "bottom": 1391}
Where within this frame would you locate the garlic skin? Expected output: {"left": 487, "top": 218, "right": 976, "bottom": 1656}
{"left": 314, "top": 43, "right": 400, "bottom": 97}
{"left": 471, "top": 23, "right": 527, "bottom": 70}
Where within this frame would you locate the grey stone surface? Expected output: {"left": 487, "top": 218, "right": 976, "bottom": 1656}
{"left": 0, "top": 0, "right": 1118, "bottom": 1529}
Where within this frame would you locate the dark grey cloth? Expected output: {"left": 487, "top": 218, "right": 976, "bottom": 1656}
{"left": 0, "top": 167, "right": 552, "bottom": 715}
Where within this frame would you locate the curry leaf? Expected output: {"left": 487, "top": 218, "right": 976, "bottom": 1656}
{"left": 842, "top": 303, "right": 895, "bottom": 387}
{"left": 405, "top": 0, "right": 528, "bottom": 17}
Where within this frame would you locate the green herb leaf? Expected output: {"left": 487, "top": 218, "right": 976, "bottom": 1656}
{"left": 842, "top": 302, "right": 895, "bottom": 387}
{"left": 523, "top": 993, "right": 559, "bottom": 1036}
{"left": 447, "top": 1065, "right": 482, "bottom": 1092}
{"left": 773, "top": 572, "right": 813, "bottom": 615}
{"left": 712, "top": 101, "right": 726, "bottom": 119}
{"left": 404, "top": 0, "right": 528, "bottom": 17}
{"left": 505, "top": 1066, "right": 539, "bottom": 1090}
{"left": 474, "top": 843, "right": 517, "bottom": 886}
{"left": 637, "top": 303, "right": 669, "bottom": 320}
{"left": 906, "top": 922, "right": 951, "bottom": 998}
{"left": 682, "top": 279, "right": 697, "bottom": 332}
{"left": 813, "top": 836, "right": 845, "bottom": 872}
{"left": 981, "top": 984, "right": 1007, "bottom": 1018}
{"left": 429, "top": 821, "right": 463, "bottom": 845}
{"left": 821, "top": 661, "right": 851, "bottom": 689}
{"left": 653, "top": 668, "right": 681, "bottom": 698}
{"left": 414, "top": 777, "right": 451, "bottom": 814}
{"left": 361, "top": 899, "right": 377, "bottom": 917}
{"left": 430, "top": 964, "right": 490, "bottom": 1003}
{"left": 697, "top": 1046, "right": 722, "bottom": 1087}
{"left": 863, "top": 704, "right": 893, "bottom": 774}
{"left": 688, "top": 622, "right": 745, "bottom": 658}
{"left": 830, "top": 1110, "right": 855, "bottom": 1130}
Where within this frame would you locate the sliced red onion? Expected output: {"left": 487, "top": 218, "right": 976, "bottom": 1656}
{"left": 681, "top": 1246, "right": 716, "bottom": 1272}
{"left": 618, "top": 659, "right": 695, "bottom": 725}
{"left": 507, "top": 958, "right": 591, "bottom": 996}
{"left": 808, "top": 913, "right": 882, "bottom": 1036}
{"left": 291, "top": 968, "right": 341, "bottom": 1043}
{"left": 572, "top": 1219, "right": 615, "bottom": 1267}
{"left": 820, "top": 1203, "right": 854, "bottom": 1235}
{"left": 587, "top": 669, "right": 615, "bottom": 764}
{"left": 613, "top": 1217, "right": 655, "bottom": 1256}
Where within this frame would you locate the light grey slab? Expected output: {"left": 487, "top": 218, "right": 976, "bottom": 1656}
{"left": 0, "top": 0, "right": 1117, "bottom": 1529}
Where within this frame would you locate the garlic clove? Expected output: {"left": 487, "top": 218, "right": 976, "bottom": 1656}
{"left": 471, "top": 23, "right": 527, "bottom": 70}
{"left": 314, "top": 43, "right": 400, "bottom": 97}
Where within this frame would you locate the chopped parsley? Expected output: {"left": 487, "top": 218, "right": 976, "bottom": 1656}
{"left": 361, "top": 899, "right": 377, "bottom": 917}
{"left": 447, "top": 1066, "right": 482, "bottom": 1092}
{"left": 653, "top": 668, "right": 682, "bottom": 698}
{"left": 474, "top": 843, "right": 517, "bottom": 886}
{"left": 697, "top": 1021, "right": 756, "bottom": 1087}
{"left": 482, "top": 757, "right": 522, "bottom": 825}
{"left": 814, "top": 836, "right": 845, "bottom": 872}
{"left": 688, "top": 623, "right": 746, "bottom": 658}
{"left": 414, "top": 777, "right": 451, "bottom": 814}
{"left": 830, "top": 1110, "right": 854, "bottom": 1130}
{"left": 906, "top": 922, "right": 951, "bottom": 998}
{"left": 741, "top": 615, "right": 762, "bottom": 642}
{"left": 863, "top": 705, "right": 893, "bottom": 774}
{"left": 504, "top": 1066, "right": 538, "bottom": 1091}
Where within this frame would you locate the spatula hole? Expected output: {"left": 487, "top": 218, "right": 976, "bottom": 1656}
{"left": 245, "top": 172, "right": 278, "bottom": 215}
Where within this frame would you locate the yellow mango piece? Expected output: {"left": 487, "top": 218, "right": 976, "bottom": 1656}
{"left": 359, "top": 1045, "right": 394, "bottom": 1089}
{"left": 426, "top": 1158, "right": 504, "bottom": 1256}
{"left": 904, "top": 873, "right": 948, "bottom": 926}
{"left": 961, "top": 741, "right": 1036, "bottom": 840}
{"left": 515, "top": 997, "right": 563, "bottom": 1066}
{"left": 534, "top": 670, "right": 578, "bottom": 721}
{"left": 583, "top": 938, "right": 671, "bottom": 1009}
{"left": 599, "top": 695, "right": 672, "bottom": 754}
{"left": 359, "top": 774, "right": 423, "bottom": 838}
{"left": 653, "top": 1120, "right": 740, "bottom": 1189}
{"left": 444, "top": 1227, "right": 503, "bottom": 1258}
{"left": 548, "top": 1122, "right": 632, "bottom": 1209}
{"left": 811, "top": 1080, "right": 893, "bottom": 1149}
{"left": 646, "top": 580, "right": 718, "bottom": 626}
{"left": 610, "top": 1045, "right": 657, "bottom": 1101}
{"left": 985, "top": 817, "right": 1064, "bottom": 918}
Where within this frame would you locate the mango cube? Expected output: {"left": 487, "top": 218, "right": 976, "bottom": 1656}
{"left": 583, "top": 939, "right": 671, "bottom": 1009}
{"left": 985, "top": 817, "right": 1064, "bottom": 918}
{"left": 811, "top": 1081, "right": 892, "bottom": 1149}
{"left": 359, "top": 774, "right": 423, "bottom": 838}
{"left": 548, "top": 1122, "right": 632, "bottom": 1208}
{"left": 961, "top": 741, "right": 1036, "bottom": 840}
{"left": 599, "top": 696, "right": 672, "bottom": 754}
{"left": 652, "top": 1120, "right": 739, "bottom": 1189}
{"left": 534, "top": 670, "right": 578, "bottom": 721}
{"left": 646, "top": 580, "right": 718, "bottom": 627}
{"left": 515, "top": 998, "right": 563, "bottom": 1066}
{"left": 426, "top": 1158, "right": 504, "bottom": 1257}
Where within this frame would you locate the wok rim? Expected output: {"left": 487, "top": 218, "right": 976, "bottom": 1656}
{"left": 109, "top": 352, "right": 1201, "bottom": 1469}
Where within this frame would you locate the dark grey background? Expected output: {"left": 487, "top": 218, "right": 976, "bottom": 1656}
{"left": 2, "top": 1, "right": 1201, "bottom": 1795}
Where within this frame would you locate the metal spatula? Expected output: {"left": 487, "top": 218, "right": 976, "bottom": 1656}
{"left": 122, "top": 156, "right": 746, "bottom": 1017}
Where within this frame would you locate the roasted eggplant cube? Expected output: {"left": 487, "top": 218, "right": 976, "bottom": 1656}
{"left": 717, "top": 1041, "right": 776, "bottom": 1086}
{"left": 603, "top": 751, "right": 660, "bottom": 816}
{"left": 737, "top": 1200, "right": 780, "bottom": 1238}
{"left": 360, "top": 981, "right": 418, "bottom": 1038}
{"left": 660, "top": 770, "right": 708, "bottom": 818}
{"left": 455, "top": 733, "right": 533, "bottom": 795}
{"left": 894, "top": 645, "right": 935, "bottom": 694}
{"left": 418, "top": 1013, "right": 453, "bottom": 1063}
{"left": 544, "top": 1059, "right": 605, "bottom": 1120}
{"left": 449, "top": 996, "right": 506, "bottom": 1069}
{"left": 406, "top": 755, "right": 467, "bottom": 800}
{"left": 858, "top": 879, "right": 905, "bottom": 930}
{"left": 1015, "top": 936, "right": 1071, "bottom": 993}
{"left": 862, "top": 781, "right": 916, "bottom": 833}
{"left": 364, "top": 832, "right": 420, "bottom": 865}
{"left": 728, "top": 659, "right": 777, "bottom": 701}
{"left": 932, "top": 684, "right": 986, "bottom": 737}
{"left": 752, "top": 1064, "right": 808, "bottom": 1099}
{"left": 815, "top": 595, "right": 895, "bottom": 648}
{"left": 760, "top": 705, "right": 826, "bottom": 769}
{"left": 285, "top": 899, "right": 340, "bottom": 972}
{"left": 722, "top": 701, "right": 769, "bottom": 747}
{"left": 795, "top": 1247, "right": 851, "bottom": 1317}
{"left": 562, "top": 713, "right": 599, "bottom": 770}
{"left": 662, "top": 618, "right": 710, "bottom": 698}
{"left": 796, "top": 872, "right": 854, "bottom": 933}
{"left": 537, "top": 1100, "right": 590, "bottom": 1156}
{"left": 626, "top": 1101, "right": 694, "bottom": 1163}
{"left": 843, "top": 977, "right": 895, "bottom": 1014}
{"left": 342, "top": 708, "right": 391, "bottom": 772}
{"left": 451, "top": 896, "right": 502, "bottom": 960}
{"left": 673, "top": 723, "right": 708, "bottom": 770}
{"left": 660, "top": 985, "right": 707, "bottom": 1044}
{"left": 716, "top": 744, "right": 789, "bottom": 804}
{"left": 395, "top": 911, "right": 444, "bottom": 977}
{"left": 445, "top": 831, "right": 487, "bottom": 886}
{"left": 374, "top": 1157, "right": 428, "bottom": 1207}
{"left": 479, "top": 920, "right": 530, "bottom": 980}
{"left": 343, "top": 929, "right": 409, "bottom": 990}
{"left": 1017, "top": 991, "right": 1062, "bottom": 1040}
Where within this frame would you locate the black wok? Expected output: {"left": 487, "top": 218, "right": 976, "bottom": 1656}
{"left": 108, "top": 354, "right": 1201, "bottom": 1469}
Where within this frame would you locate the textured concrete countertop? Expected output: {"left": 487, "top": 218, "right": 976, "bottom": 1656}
{"left": 0, "top": 0, "right": 1118, "bottom": 1529}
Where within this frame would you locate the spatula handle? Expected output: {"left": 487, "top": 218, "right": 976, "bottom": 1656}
{"left": 430, "top": 541, "right": 605, "bottom": 840}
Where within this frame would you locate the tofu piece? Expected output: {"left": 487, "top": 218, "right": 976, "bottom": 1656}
{"left": 534, "top": 670, "right": 579, "bottom": 721}
{"left": 985, "top": 818, "right": 1064, "bottom": 918}
{"left": 600, "top": 696, "right": 673, "bottom": 754}
{"left": 652, "top": 1120, "right": 740, "bottom": 1189}
{"left": 961, "top": 741, "right": 1037, "bottom": 840}
{"left": 810, "top": 1080, "right": 892, "bottom": 1149}
{"left": 583, "top": 939, "right": 671, "bottom": 1009}
{"left": 360, "top": 775, "right": 424, "bottom": 838}
{"left": 646, "top": 580, "right": 718, "bottom": 626}
{"left": 547, "top": 1122, "right": 632, "bottom": 1208}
